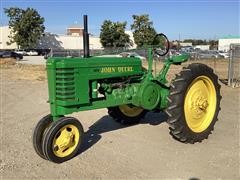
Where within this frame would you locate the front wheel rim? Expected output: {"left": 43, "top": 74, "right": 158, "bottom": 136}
{"left": 184, "top": 76, "right": 217, "bottom": 133}
{"left": 52, "top": 124, "right": 80, "bottom": 158}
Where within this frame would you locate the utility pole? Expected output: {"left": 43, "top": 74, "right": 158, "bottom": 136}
{"left": 178, "top": 33, "right": 181, "bottom": 50}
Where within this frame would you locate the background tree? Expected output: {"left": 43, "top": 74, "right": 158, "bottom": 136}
{"left": 209, "top": 40, "right": 218, "bottom": 50}
{"left": 4, "top": 7, "right": 45, "bottom": 49}
{"left": 131, "top": 14, "right": 157, "bottom": 47}
{"left": 100, "top": 20, "right": 131, "bottom": 48}
{"left": 183, "top": 39, "right": 208, "bottom": 45}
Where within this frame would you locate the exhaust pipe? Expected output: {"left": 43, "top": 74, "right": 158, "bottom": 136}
{"left": 83, "top": 15, "right": 90, "bottom": 58}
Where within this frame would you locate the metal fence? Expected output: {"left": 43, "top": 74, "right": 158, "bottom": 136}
{"left": 49, "top": 48, "right": 148, "bottom": 58}
{"left": 228, "top": 44, "right": 240, "bottom": 88}
{"left": 49, "top": 49, "right": 82, "bottom": 57}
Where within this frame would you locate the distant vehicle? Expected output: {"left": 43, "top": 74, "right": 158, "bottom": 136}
{"left": 169, "top": 49, "right": 181, "bottom": 56}
{"left": 198, "top": 50, "right": 220, "bottom": 59}
{"left": 14, "top": 49, "right": 27, "bottom": 55}
{"left": 218, "top": 51, "right": 230, "bottom": 59}
{"left": 96, "top": 52, "right": 146, "bottom": 60}
{"left": 95, "top": 54, "right": 121, "bottom": 58}
{"left": 119, "top": 52, "right": 146, "bottom": 60}
{"left": 26, "top": 50, "right": 38, "bottom": 56}
{"left": 0, "top": 51, "right": 23, "bottom": 60}
{"left": 180, "top": 46, "right": 193, "bottom": 52}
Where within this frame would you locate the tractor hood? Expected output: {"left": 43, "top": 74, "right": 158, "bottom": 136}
{"left": 47, "top": 56, "right": 144, "bottom": 79}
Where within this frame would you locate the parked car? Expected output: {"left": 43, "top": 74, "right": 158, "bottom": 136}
{"left": 218, "top": 51, "right": 230, "bottom": 59}
{"left": 96, "top": 54, "right": 121, "bottom": 58}
{"left": 26, "top": 50, "right": 38, "bottom": 56}
{"left": 198, "top": 50, "right": 220, "bottom": 59}
{"left": 14, "top": 49, "right": 27, "bottom": 55}
{"left": 119, "top": 52, "right": 146, "bottom": 60}
{"left": 169, "top": 49, "right": 181, "bottom": 56}
{"left": 0, "top": 51, "right": 23, "bottom": 60}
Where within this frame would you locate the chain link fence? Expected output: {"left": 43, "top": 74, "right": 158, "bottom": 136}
{"left": 228, "top": 44, "right": 240, "bottom": 88}
{"left": 49, "top": 48, "right": 148, "bottom": 57}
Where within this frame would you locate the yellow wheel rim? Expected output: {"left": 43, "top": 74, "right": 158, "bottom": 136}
{"left": 119, "top": 105, "right": 144, "bottom": 117}
{"left": 184, "top": 76, "right": 217, "bottom": 133}
{"left": 53, "top": 124, "right": 80, "bottom": 158}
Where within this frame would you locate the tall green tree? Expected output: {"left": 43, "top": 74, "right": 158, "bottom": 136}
{"left": 100, "top": 20, "right": 131, "bottom": 48}
{"left": 131, "top": 14, "right": 157, "bottom": 47}
{"left": 4, "top": 7, "right": 45, "bottom": 49}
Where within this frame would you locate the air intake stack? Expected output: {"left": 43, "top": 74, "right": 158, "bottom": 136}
{"left": 83, "top": 15, "right": 90, "bottom": 58}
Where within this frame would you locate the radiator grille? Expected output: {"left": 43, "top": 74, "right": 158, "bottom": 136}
{"left": 56, "top": 68, "right": 76, "bottom": 101}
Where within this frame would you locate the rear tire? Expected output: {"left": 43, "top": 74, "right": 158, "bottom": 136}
{"left": 165, "top": 63, "right": 221, "bottom": 143}
{"left": 108, "top": 104, "right": 147, "bottom": 125}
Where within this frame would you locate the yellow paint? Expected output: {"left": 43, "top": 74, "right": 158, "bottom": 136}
{"left": 100, "top": 67, "right": 116, "bottom": 73}
{"left": 184, "top": 76, "right": 217, "bottom": 133}
{"left": 118, "top": 66, "right": 133, "bottom": 72}
{"left": 119, "top": 104, "right": 144, "bottom": 117}
{"left": 52, "top": 124, "right": 80, "bottom": 158}
{"left": 100, "top": 66, "right": 133, "bottom": 73}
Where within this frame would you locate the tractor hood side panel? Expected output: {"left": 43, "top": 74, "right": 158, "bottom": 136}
{"left": 46, "top": 57, "right": 144, "bottom": 116}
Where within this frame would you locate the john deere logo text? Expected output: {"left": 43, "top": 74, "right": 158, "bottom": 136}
{"left": 100, "top": 67, "right": 133, "bottom": 73}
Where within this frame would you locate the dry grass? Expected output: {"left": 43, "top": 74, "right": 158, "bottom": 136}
{"left": 0, "top": 58, "right": 17, "bottom": 65}
{"left": 143, "top": 58, "right": 229, "bottom": 81}
{"left": 0, "top": 61, "right": 46, "bottom": 81}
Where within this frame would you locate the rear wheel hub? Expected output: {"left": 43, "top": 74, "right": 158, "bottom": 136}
{"left": 184, "top": 76, "right": 217, "bottom": 133}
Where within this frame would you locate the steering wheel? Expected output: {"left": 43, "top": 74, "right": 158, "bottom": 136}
{"left": 152, "top": 33, "right": 170, "bottom": 56}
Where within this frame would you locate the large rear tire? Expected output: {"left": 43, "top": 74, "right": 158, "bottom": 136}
{"left": 165, "top": 63, "right": 221, "bottom": 143}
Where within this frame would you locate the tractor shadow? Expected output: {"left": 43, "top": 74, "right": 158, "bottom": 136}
{"left": 78, "top": 111, "right": 168, "bottom": 155}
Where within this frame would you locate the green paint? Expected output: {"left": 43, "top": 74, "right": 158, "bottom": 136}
{"left": 46, "top": 50, "right": 189, "bottom": 120}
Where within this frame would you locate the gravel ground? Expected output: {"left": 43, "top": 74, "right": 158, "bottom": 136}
{"left": 0, "top": 61, "right": 239, "bottom": 179}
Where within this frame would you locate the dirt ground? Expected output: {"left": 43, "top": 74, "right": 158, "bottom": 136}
{"left": 0, "top": 59, "right": 239, "bottom": 179}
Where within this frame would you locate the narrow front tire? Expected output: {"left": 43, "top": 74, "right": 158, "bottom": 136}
{"left": 33, "top": 114, "right": 53, "bottom": 159}
{"left": 42, "top": 117, "right": 84, "bottom": 163}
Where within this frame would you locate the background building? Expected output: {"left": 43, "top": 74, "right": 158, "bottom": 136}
{"left": 0, "top": 26, "right": 18, "bottom": 49}
{"left": 67, "top": 24, "right": 84, "bottom": 36}
{"left": 0, "top": 25, "right": 103, "bottom": 50}
{"left": 0, "top": 25, "right": 138, "bottom": 50}
{"left": 194, "top": 45, "right": 210, "bottom": 50}
{"left": 125, "top": 31, "right": 137, "bottom": 49}
{"left": 180, "top": 42, "right": 192, "bottom": 47}
{"left": 37, "top": 32, "right": 103, "bottom": 50}
{"left": 218, "top": 36, "right": 240, "bottom": 51}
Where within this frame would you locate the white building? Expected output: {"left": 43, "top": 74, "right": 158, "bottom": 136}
{"left": 37, "top": 32, "right": 103, "bottom": 50}
{"left": 180, "top": 42, "right": 192, "bottom": 47}
{"left": 218, "top": 36, "right": 240, "bottom": 51}
{"left": 194, "top": 45, "right": 210, "bottom": 50}
{"left": 0, "top": 26, "right": 103, "bottom": 50}
{"left": 0, "top": 26, "right": 18, "bottom": 49}
{"left": 0, "top": 26, "right": 138, "bottom": 50}
{"left": 125, "top": 30, "right": 137, "bottom": 49}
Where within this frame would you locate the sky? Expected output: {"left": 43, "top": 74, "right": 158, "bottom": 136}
{"left": 1, "top": 0, "right": 239, "bottom": 40}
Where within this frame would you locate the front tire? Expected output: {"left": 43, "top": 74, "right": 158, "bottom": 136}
{"left": 42, "top": 117, "right": 84, "bottom": 163}
{"left": 165, "top": 63, "right": 221, "bottom": 143}
{"left": 33, "top": 114, "right": 53, "bottom": 159}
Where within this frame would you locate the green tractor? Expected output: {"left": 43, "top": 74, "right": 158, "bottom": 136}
{"left": 33, "top": 16, "right": 221, "bottom": 163}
